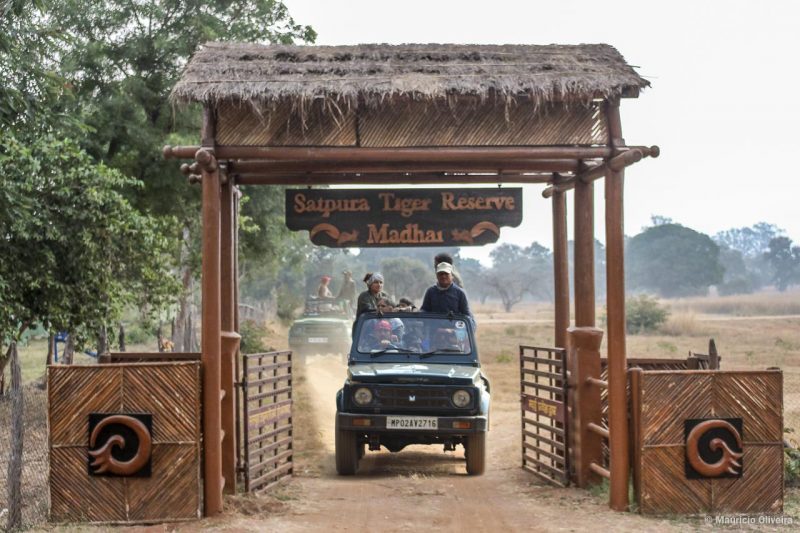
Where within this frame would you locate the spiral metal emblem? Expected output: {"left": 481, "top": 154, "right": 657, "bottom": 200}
{"left": 684, "top": 418, "right": 744, "bottom": 479}
{"left": 87, "top": 414, "right": 153, "bottom": 477}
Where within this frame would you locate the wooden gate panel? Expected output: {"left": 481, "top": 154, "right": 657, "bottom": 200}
{"left": 48, "top": 363, "right": 202, "bottom": 524}
{"left": 241, "top": 351, "right": 293, "bottom": 493}
{"left": 640, "top": 373, "right": 712, "bottom": 446}
{"left": 127, "top": 444, "right": 200, "bottom": 521}
{"left": 634, "top": 370, "right": 783, "bottom": 515}
{"left": 520, "top": 345, "right": 569, "bottom": 486}
{"left": 50, "top": 447, "right": 127, "bottom": 522}
{"left": 640, "top": 446, "right": 711, "bottom": 515}
{"left": 714, "top": 372, "right": 782, "bottom": 443}
{"left": 49, "top": 366, "right": 123, "bottom": 445}
{"left": 713, "top": 445, "right": 783, "bottom": 513}
{"left": 123, "top": 365, "right": 201, "bottom": 442}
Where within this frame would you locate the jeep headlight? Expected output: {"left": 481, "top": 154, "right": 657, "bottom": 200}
{"left": 452, "top": 389, "right": 471, "bottom": 408}
{"left": 353, "top": 387, "right": 373, "bottom": 405}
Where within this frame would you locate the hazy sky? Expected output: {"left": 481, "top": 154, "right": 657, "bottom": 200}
{"left": 282, "top": 0, "right": 799, "bottom": 265}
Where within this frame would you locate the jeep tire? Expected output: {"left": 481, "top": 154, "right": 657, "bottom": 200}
{"left": 335, "top": 418, "right": 359, "bottom": 475}
{"left": 465, "top": 433, "right": 486, "bottom": 475}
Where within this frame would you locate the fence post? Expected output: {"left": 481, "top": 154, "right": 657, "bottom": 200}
{"left": 6, "top": 342, "right": 23, "bottom": 530}
{"left": 568, "top": 326, "right": 604, "bottom": 488}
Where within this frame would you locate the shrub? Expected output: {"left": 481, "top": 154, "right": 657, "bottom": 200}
{"left": 785, "top": 441, "right": 800, "bottom": 487}
{"left": 239, "top": 319, "right": 270, "bottom": 354}
{"left": 626, "top": 294, "right": 669, "bottom": 334}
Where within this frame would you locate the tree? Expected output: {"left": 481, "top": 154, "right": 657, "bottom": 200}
{"left": 627, "top": 223, "right": 723, "bottom": 297}
{"left": 485, "top": 243, "right": 553, "bottom": 312}
{"left": 764, "top": 237, "right": 800, "bottom": 292}
{"left": 381, "top": 257, "right": 430, "bottom": 303}
{"left": 0, "top": 133, "right": 177, "bottom": 373}
{"left": 714, "top": 222, "right": 782, "bottom": 258}
{"left": 43, "top": 0, "right": 316, "bottom": 346}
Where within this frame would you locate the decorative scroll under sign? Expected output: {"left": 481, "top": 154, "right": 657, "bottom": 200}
{"left": 285, "top": 188, "right": 523, "bottom": 247}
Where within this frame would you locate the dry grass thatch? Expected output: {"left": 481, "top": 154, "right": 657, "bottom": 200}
{"left": 171, "top": 42, "right": 649, "bottom": 111}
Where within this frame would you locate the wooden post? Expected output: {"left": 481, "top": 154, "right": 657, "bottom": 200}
{"left": 552, "top": 184, "right": 570, "bottom": 348}
{"left": 605, "top": 98, "right": 630, "bottom": 511}
{"left": 574, "top": 173, "right": 595, "bottom": 327}
{"left": 200, "top": 106, "right": 224, "bottom": 515}
{"left": 568, "top": 327, "right": 604, "bottom": 487}
{"left": 220, "top": 174, "right": 238, "bottom": 493}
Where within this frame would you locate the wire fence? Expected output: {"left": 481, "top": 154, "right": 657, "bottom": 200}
{"left": 0, "top": 383, "right": 49, "bottom": 531}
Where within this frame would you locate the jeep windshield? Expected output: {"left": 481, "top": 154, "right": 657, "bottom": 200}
{"left": 355, "top": 315, "right": 473, "bottom": 356}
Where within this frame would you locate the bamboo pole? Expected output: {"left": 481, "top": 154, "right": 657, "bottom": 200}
{"left": 200, "top": 105, "right": 224, "bottom": 515}
{"left": 605, "top": 98, "right": 630, "bottom": 512}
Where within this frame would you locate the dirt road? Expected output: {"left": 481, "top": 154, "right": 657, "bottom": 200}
{"left": 211, "top": 355, "right": 691, "bottom": 532}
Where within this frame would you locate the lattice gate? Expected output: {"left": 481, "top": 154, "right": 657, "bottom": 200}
{"left": 519, "top": 345, "right": 570, "bottom": 486}
{"left": 239, "top": 350, "right": 293, "bottom": 492}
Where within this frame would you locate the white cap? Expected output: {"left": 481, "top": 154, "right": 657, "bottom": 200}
{"left": 435, "top": 262, "right": 454, "bottom": 274}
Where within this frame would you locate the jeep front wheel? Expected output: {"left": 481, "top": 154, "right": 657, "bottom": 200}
{"left": 335, "top": 419, "right": 359, "bottom": 475}
{"left": 465, "top": 433, "right": 486, "bottom": 475}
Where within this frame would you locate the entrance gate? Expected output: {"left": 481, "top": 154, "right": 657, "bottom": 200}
{"left": 239, "top": 350, "right": 293, "bottom": 492}
{"left": 520, "top": 345, "right": 570, "bottom": 486}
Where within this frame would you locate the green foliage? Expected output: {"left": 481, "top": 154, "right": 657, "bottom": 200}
{"left": 627, "top": 223, "right": 723, "bottom": 297}
{"left": 124, "top": 323, "right": 154, "bottom": 346}
{"left": 239, "top": 320, "right": 270, "bottom": 354}
{"left": 626, "top": 294, "right": 669, "bottom": 334}
{"left": 0, "top": 133, "right": 177, "bottom": 357}
{"left": 785, "top": 441, "right": 800, "bottom": 487}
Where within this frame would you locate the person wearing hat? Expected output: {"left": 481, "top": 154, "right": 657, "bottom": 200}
{"left": 433, "top": 252, "right": 464, "bottom": 289}
{"left": 336, "top": 269, "right": 357, "bottom": 308}
{"left": 421, "top": 262, "right": 475, "bottom": 327}
{"left": 360, "top": 319, "right": 399, "bottom": 351}
{"left": 356, "top": 272, "right": 389, "bottom": 317}
{"left": 317, "top": 275, "right": 333, "bottom": 298}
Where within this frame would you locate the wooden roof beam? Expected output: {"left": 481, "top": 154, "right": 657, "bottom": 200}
{"left": 541, "top": 146, "right": 659, "bottom": 198}
{"left": 233, "top": 173, "right": 555, "bottom": 186}
{"left": 164, "top": 145, "right": 649, "bottom": 162}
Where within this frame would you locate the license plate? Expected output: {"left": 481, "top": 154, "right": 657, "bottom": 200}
{"left": 386, "top": 416, "right": 438, "bottom": 430}
{"left": 308, "top": 337, "right": 328, "bottom": 343}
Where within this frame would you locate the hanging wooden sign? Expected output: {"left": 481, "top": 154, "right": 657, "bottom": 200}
{"left": 285, "top": 188, "right": 522, "bottom": 247}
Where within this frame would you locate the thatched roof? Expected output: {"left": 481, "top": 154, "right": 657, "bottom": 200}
{"left": 171, "top": 42, "right": 649, "bottom": 107}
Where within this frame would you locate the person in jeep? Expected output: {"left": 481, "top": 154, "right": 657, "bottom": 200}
{"left": 421, "top": 262, "right": 474, "bottom": 328}
{"left": 358, "top": 319, "right": 400, "bottom": 351}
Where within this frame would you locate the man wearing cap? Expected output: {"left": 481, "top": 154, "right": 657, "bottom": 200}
{"left": 337, "top": 270, "right": 357, "bottom": 308}
{"left": 421, "top": 262, "right": 475, "bottom": 327}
